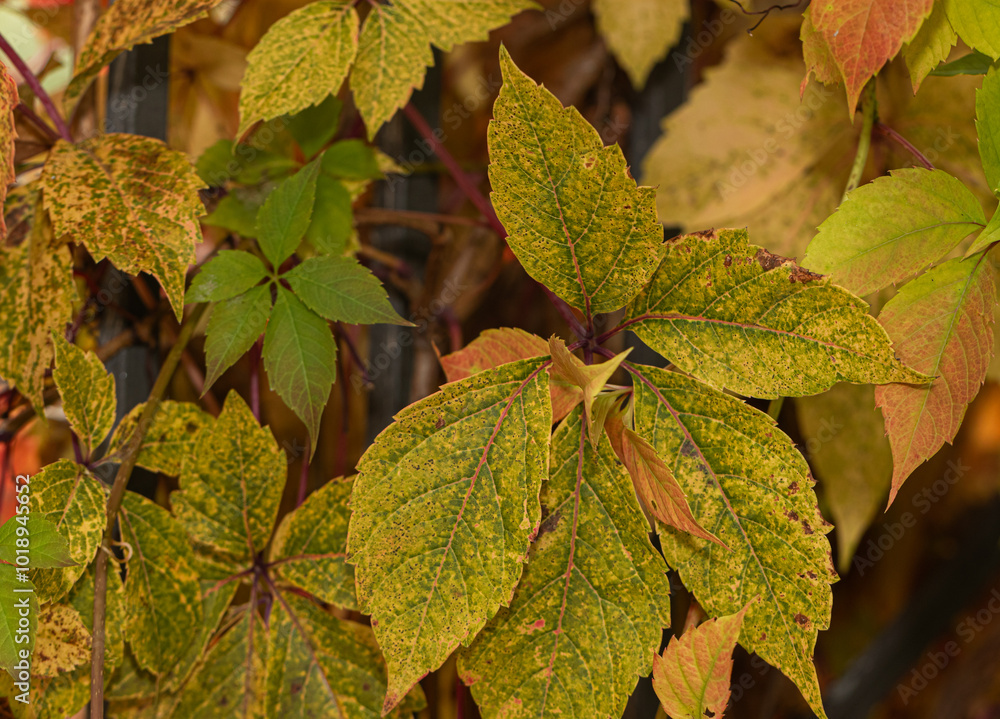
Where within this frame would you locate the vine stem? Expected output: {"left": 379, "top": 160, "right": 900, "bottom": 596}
{"left": 0, "top": 32, "right": 72, "bottom": 142}
{"left": 90, "top": 303, "right": 208, "bottom": 719}
{"left": 874, "top": 122, "right": 934, "bottom": 170}
{"left": 842, "top": 81, "right": 877, "bottom": 202}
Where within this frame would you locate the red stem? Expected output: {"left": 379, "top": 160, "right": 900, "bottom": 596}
{"left": 296, "top": 452, "right": 309, "bottom": 507}
{"left": 15, "top": 101, "right": 59, "bottom": 142}
{"left": 0, "top": 32, "right": 72, "bottom": 142}
{"left": 874, "top": 122, "right": 934, "bottom": 170}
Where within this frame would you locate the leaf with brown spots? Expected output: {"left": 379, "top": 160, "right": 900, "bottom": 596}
{"left": 42, "top": 134, "right": 205, "bottom": 321}
{"left": 32, "top": 605, "right": 91, "bottom": 678}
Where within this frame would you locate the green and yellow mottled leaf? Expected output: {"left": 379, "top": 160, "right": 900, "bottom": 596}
{"left": 173, "top": 391, "right": 284, "bottom": 566}
{"left": 29, "top": 459, "right": 106, "bottom": 603}
{"left": 66, "top": 0, "right": 227, "bottom": 113}
{"left": 204, "top": 284, "right": 273, "bottom": 390}
{"left": 255, "top": 159, "right": 320, "bottom": 269}
{"left": 284, "top": 255, "right": 410, "bottom": 326}
{"left": 0, "top": 198, "right": 75, "bottom": 413}
{"left": 0, "top": 564, "right": 36, "bottom": 678}
{"left": 625, "top": 229, "right": 930, "bottom": 398}
{"left": 42, "top": 135, "right": 205, "bottom": 320}
{"left": 459, "top": 408, "right": 671, "bottom": 718}
{"left": 267, "top": 593, "right": 426, "bottom": 717}
{"left": 66, "top": 566, "right": 126, "bottom": 673}
{"left": 803, "top": 168, "right": 986, "bottom": 296}
{"left": 967, "top": 208, "right": 1000, "bottom": 257}
{"left": 977, "top": 66, "right": 1000, "bottom": 196}
{"left": 0, "top": 63, "right": 15, "bottom": 241}
{"left": 796, "top": 384, "right": 891, "bottom": 572}
{"left": 263, "top": 287, "right": 337, "bottom": 457}
{"left": 269, "top": 477, "right": 356, "bottom": 610}
{"left": 547, "top": 336, "right": 629, "bottom": 445}
{"left": 630, "top": 363, "right": 836, "bottom": 718}
{"left": 903, "top": 1, "right": 958, "bottom": 91}
{"left": 119, "top": 492, "right": 203, "bottom": 676}
{"left": 875, "top": 257, "right": 996, "bottom": 504}
{"left": 349, "top": 358, "right": 551, "bottom": 713}
{"left": 0, "top": 515, "right": 74, "bottom": 569}
{"left": 592, "top": 0, "right": 687, "bottom": 88}
{"left": 945, "top": 0, "right": 1000, "bottom": 60}
{"left": 32, "top": 605, "right": 90, "bottom": 678}
{"left": 651, "top": 601, "right": 753, "bottom": 719}
{"left": 490, "top": 48, "right": 663, "bottom": 318}
{"left": 105, "top": 400, "right": 212, "bottom": 476}
{"left": 238, "top": 1, "right": 359, "bottom": 140}
{"left": 51, "top": 333, "right": 116, "bottom": 458}
{"left": 186, "top": 250, "right": 269, "bottom": 304}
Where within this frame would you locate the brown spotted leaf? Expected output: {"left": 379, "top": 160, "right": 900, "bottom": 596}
{"left": 458, "top": 408, "right": 672, "bottom": 718}
{"left": 348, "top": 358, "right": 551, "bottom": 714}
{"left": 104, "top": 400, "right": 212, "bottom": 476}
{"left": 33, "top": 605, "right": 91, "bottom": 678}
{"left": 0, "top": 63, "right": 15, "bottom": 241}
{"left": 42, "top": 135, "right": 205, "bottom": 320}
{"left": 51, "top": 333, "right": 117, "bottom": 460}
{"left": 624, "top": 228, "right": 930, "bottom": 398}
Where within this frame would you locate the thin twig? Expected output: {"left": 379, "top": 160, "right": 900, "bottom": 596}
{"left": 296, "top": 453, "right": 310, "bottom": 507}
{"left": 90, "top": 303, "right": 208, "bottom": 719}
{"left": 874, "top": 122, "right": 934, "bottom": 170}
{"left": 0, "top": 32, "right": 72, "bottom": 141}
{"left": 729, "top": 0, "right": 805, "bottom": 33}
{"left": 843, "top": 81, "right": 877, "bottom": 202}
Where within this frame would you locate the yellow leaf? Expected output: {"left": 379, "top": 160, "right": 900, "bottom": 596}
{"left": 593, "top": 0, "right": 688, "bottom": 88}
{"left": 547, "top": 335, "right": 629, "bottom": 446}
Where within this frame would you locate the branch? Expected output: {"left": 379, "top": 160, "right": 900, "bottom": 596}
{"left": 0, "top": 32, "right": 72, "bottom": 142}
{"left": 90, "top": 302, "right": 208, "bottom": 719}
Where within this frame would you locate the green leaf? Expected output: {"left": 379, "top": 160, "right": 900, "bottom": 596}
{"left": 651, "top": 602, "right": 753, "bottom": 719}
{"left": 173, "top": 391, "right": 285, "bottom": 566}
{"left": 0, "top": 515, "right": 74, "bottom": 569}
{"left": 29, "top": 459, "right": 106, "bottom": 603}
{"left": 875, "top": 257, "right": 996, "bottom": 505}
{"left": 795, "top": 384, "right": 891, "bottom": 573}
{"left": 489, "top": 47, "right": 663, "bottom": 317}
{"left": 267, "top": 593, "right": 426, "bottom": 718}
{"left": 105, "top": 400, "right": 212, "bottom": 476}
{"left": 268, "top": 477, "right": 356, "bottom": 610}
{"left": 625, "top": 228, "right": 930, "bottom": 399}
{"left": 238, "top": 0, "right": 359, "bottom": 140}
{"left": 0, "top": 64, "right": 15, "bottom": 242}
{"left": 321, "top": 139, "right": 383, "bottom": 180}
{"left": 592, "top": 0, "right": 687, "bottom": 88}
{"left": 197, "top": 139, "right": 298, "bottom": 187}
{"left": 351, "top": 1, "right": 534, "bottom": 139}
{"left": 284, "top": 255, "right": 409, "bottom": 326}
{"left": 967, "top": 207, "right": 1000, "bottom": 257}
{"left": 204, "top": 284, "right": 273, "bottom": 390}
{"left": 42, "top": 135, "right": 205, "bottom": 320}
{"left": 0, "top": 565, "right": 37, "bottom": 678}
{"left": 203, "top": 192, "right": 264, "bottom": 238}
{"left": 349, "top": 358, "right": 552, "bottom": 713}
{"left": 977, "top": 66, "right": 1000, "bottom": 196}
{"left": 630, "top": 363, "right": 836, "bottom": 719}
{"left": 904, "top": 2, "right": 958, "bottom": 91}
{"left": 256, "top": 159, "right": 320, "bottom": 268}
{"left": 932, "top": 50, "right": 998, "bottom": 76}
{"left": 285, "top": 95, "right": 343, "bottom": 159}
{"left": 119, "top": 492, "right": 203, "bottom": 676}
{"left": 187, "top": 250, "right": 269, "bottom": 303}
{"left": 304, "top": 172, "right": 353, "bottom": 256}
{"left": 263, "top": 287, "right": 337, "bottom": 456}
{"left": 945, "top": 0, "right": 1000, "bottom": 60}
{"left": 0, "top": 199, "right": 75, "bottom": 413}
{"left": 803, "top": 168, "right": 986, "bottom": 296}
{"left": 458, "top": 408, "right": 671, "bottom": 718}
{"left": 51, "top": 334, "right": 117, "bottom": 458}
{"left": 65, "top": 0, "right": 226, "bottom": 113}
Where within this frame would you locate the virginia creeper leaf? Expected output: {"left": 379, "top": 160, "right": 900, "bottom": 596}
{"left": 875, "top": 257, "right": 996, "bottom": 505}
{"left": 33, "top": 605, "right": 90, "bottom": 678}
{"left": 29, "top": 459, "right": 106, "bottom": 603}
{"left": 186, "top": 250, "right": 269, "bottom": 303}
{"left": 348, "top": 358, "right": 551, "bottom": 714}
{"left": 269, "top": 477, "right": 356, "bottom": 610}
{"left": 932, "top": 51, "right": 998, "bottom": 76}
{"left": 547, "top": 336, "right": 630, "bottom": 446}
{"left": 967, "top": 208, "right": 1000, "bottom": 257}
{"left": 945, "top": 0, "right": 1000, "bottom": 61}
{"left": 903, "top": 2, "right": 958, "bottom": 91}
{"left": 284, "top": 255, "right": 410, "bottom": 326}
{"left": 238, "top": 1, "right": 359, "bottom": 140}
{"left": 119, "top": 492, "right": 203, "bottom": 676}
{"left": 630, "top": 364, "right": 836, "bottom": 719}
{"left": 651, "top": 602, "right": 753, "bottom": 719}
{"left": 285, "top": 95, "right": 344, "bottom": 159}
{"left": 66, "top": 0, "right": 227, "bottom": 113}
{"left": 66, "top": 566, "right": 126, "bottom": 674}
{"left": 0, "top": 63, "right": 15, "bottom": 241}
{"left": 625, "top": 229, "right": 930, "bottom": 398}
{"left": 801, "top": 7, "right": 843, "bottom": 89}
{"left": 489, "top": 47, "right": 663, "bottom": 317}
{"left": 51, "top": 334, "right": 117, "bottom": 459}
{"left": 197, "top": 139, "right": 297, "bottom": 187}
{"left": 305, "top": 172, "right": 353, "bottom": 256}
{"left": 809, "top": 0, "right": 933, "bottom": 110}
{"left": 803, "top": 168, "right": 986, "bottom": 296}
{"left": 321, "top": 139, "right": 383, "bottom": 180}
{"left": 458, "top": 408, "right": 672, "bottom": 718}
{"left": 0, "top": 565, "right": 36, "bottom": 678}
{"left": 203, "top": 192, "right": 264, "bottom": 238}
{"left": 267, "top": 593, "right": 426, "bottom": 717}
{"left": 173, "top": 391, "right": 285, "bottom": 565}
{"left": 43, "top": 134, "right": 205, "bottom": 320}
{"left": 439, "top": 327, "right": 581, "bottom": 421}
{"left": 0, "top": 515, "right": 73, "bottom": 569}
{"left": 255, "top": 159, "right": 320, "bottom": 268}
{"left": 977, "top": 66, "right": 1000, "bottom": 196}
{"left": 105, "top": 399, "right": 212, "bottom": 476}
{"left": 263, "top": 287, "right": 337, "bottom": 457}
{"left": 204, "top": 284, "right": 273, "bottom": 390}
{"left": 795, "top": 384, "right": 891, "bottom": 572}
{"left": 592, "top": 0, "right": 688, "bottom": 88}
